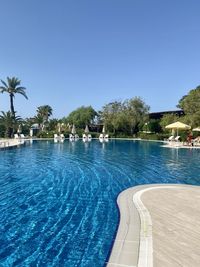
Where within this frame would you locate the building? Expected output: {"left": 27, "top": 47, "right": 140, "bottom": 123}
{"left": 149, "top": 110, "right": 184, "bottom": 120}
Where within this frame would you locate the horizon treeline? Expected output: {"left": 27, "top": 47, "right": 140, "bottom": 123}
{"left": 0, "top": 76, "right": 200, "bottom": 139}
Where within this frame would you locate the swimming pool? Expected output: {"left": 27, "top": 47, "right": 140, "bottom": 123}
{"left": 0, "top": 140, "right": 199, "bottom": 266}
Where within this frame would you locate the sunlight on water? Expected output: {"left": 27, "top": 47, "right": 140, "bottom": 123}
{"left": 0, "top": 140, "right": 199, "bottom": 266}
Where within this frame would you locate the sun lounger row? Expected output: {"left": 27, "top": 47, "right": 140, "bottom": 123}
{"left": 14, "top": 134, "right": 25, "bottom": 139}
{"left": 54, "top": 134, "right": 65, "bottom": 142}
{"left": 82, "top": 134, "right": 92, "bottom": 142}
{"left": 193, "top": 136, "right": 200, "bottom": 146}
{"left": 54, "top": 133, "right": 109, "bottom": 142}
{"left": 99, "top": 134, "right": 109, "bottom": 142}
{"left": 168, "top": 135, "right": 180, "bottom": 142}
{"left": 167, "top": 135, "right": 200, "bottom": 147}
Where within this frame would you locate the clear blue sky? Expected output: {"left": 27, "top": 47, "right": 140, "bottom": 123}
{"left": 1, "top": 0, "right": 200, "bottom": 118}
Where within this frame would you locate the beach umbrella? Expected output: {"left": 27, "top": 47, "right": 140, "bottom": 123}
{"left": 61, "top": 123, "right": 65, "bottom": 131}
{"left": 102, "top": 125, "right": 105, "bottom": 134}
{"left": 192, "top": 127, "right": 200, "bottom": 132}
{"left": 30, "top": 129, "right": 33, "bottom": 137}
{"left": 57, "top": 123, "right": 64, "bottom": 133}
{"left": 17, "top": 124, "right": 22, "bottom": 134}
{"left": 172, "top": 129, "right": 175, "bottom": 136}
{"left": 71, "top": 124, "right": 76, "bottom": 135}
{"left": 85, "top": 125, "right": 89, "bottom": 133}
{"left": 165, "top": 121, "right": 191, "bottom": 136}
{"left": 67, "top": 123, "right": 71, "bottom": 130}
{"left": 57, "top": 123, "right": 61, "bottom": 133}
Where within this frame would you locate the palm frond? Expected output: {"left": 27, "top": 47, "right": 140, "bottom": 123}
{"left": 0, "top": 80, "right": 8, "bottom": 88}
{"left": 0, "top": 86, "right": 6, "bottom": 93}
{"left": 16, "top": 89, "right": 28, "bottom": 99}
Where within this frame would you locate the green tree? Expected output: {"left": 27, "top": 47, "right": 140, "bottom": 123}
{"left": 160, "top": 113, "right": 180, "bottom": 132}
{"left": 36, "top": 105, "right": 53, "bottom": 130}
{"left": 0, "top": 111, "right": 22, "bottom": 138}
{"left": 100, "top": 97, "right": 149, "bottom": 135}
{"left": 34, "top": 114, "right": 44, "bottom": 130}
{"left": 100, "top": 101, "right": 127, "bottom": 133}
{"left": 48, "top": 118, "right": 59, "bottom": 131}
{"left": 125, "top": 97, "right": 150, "bottom": 134}
{"left": 0, "top": 77, "right": 28, "bottom": 118}
{"left": 64, "top": 106, "right": 97, "bottom": 128}
{"left": 22, "top": 117, "right": 36, "bottom": 135}
{"left": 177, "top": 85, "right": 200, "bottom": 127}
{"left": 146, "top": 119, "right": 162, "bottom": 133}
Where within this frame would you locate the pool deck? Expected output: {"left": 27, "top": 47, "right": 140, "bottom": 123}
{"left": 107, "top": 184, "right": 200, "bottom": 267}
{"left": 0, "top": 138, "right": 25, "bottom": 149}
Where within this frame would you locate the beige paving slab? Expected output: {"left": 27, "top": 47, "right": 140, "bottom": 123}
{"left": 141, "top": 186, "right": 200, "bottom": 267}
{"left": 107, "top": 184, "right": 200, "bottom": 267}
{"left": 106, "top": 185, "right": 150, "bottom": 267}
{"left": 0, "top": 138, "right": 23, "bottom": 148}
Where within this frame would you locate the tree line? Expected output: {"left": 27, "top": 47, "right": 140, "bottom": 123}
{"left": 1, "top": 76, "right": 200, "bottom": 138}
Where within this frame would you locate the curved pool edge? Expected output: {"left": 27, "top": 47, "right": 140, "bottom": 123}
{"left": 0, "top": 138, "right": 25, "bottom": 149}
{"left": 106, "top": 183, "right": 200, "bottom": 267}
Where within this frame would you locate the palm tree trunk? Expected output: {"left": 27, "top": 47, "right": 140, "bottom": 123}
{"left": 10, "top": 94, "right": 15, "bottom": 118}
{"left": 5, "top": 127, "right": 12, "bottom": 138}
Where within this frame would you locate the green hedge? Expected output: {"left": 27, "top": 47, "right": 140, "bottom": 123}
{"left": 138, "top": 132, "right": 169, "bottom": 140}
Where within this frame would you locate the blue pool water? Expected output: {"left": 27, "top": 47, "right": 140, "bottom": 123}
{"left": 0, "top": 140, "right": 200, "bottom": 267}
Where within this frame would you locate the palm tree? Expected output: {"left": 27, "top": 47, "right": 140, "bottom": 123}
{"left": 34, "top": 114, "right": 44, "bottom": 130}
{"left": 36, "top": 105, "right": 53, "bottom": 130}
{"left": 0, "top": 77, "right": 28, "bottom": 118}
{"left": 0, "top": 111, "right": 22, "bottom": 138}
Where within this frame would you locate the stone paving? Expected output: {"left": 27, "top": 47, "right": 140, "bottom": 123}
{"left": 107, "top": 184, "right": 200, "bottom": 267}
{"left": 0, "top": 138, "right": 24, "bottom": 148}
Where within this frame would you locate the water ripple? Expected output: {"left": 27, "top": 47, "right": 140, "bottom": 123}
{"left": 0, "top": 140, "right": 200, "bottom": 266}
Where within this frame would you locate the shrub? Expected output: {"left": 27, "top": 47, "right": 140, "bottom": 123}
{"left": 138, "top": 132, "right": 169, "bottom": 140}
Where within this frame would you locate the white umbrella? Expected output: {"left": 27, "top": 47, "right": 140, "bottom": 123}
{"left": 165, "top": 121, "right": 191, "bottom": 136}
{"left": 192, "top": 127, "right": 200, "bottom": 132}
{"left": 57, "top": 123, "right": 61, "bottom": 133}
{"left": 17, "top": 124, "right": 22, "bottom": 134}
{"left": 30, "top": 129, "right": 33, "bottom": 137}
{"left": 102, "top": 125, "right": 105, "bottom": 134}
{"left": 85, "top": 125, "right": 89, "bottom": 133}
{"left": 71, "top": 124, "right": 76, "bottom": 135}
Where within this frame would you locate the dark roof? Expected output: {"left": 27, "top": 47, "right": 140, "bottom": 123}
{"left": 149, "top": 110, "right": 184, "bottom": 120}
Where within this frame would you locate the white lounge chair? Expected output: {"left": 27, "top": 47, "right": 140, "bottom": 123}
{"left": 20, "top": 134, "right": 25, "bottom": 139}
{"left": 174, "top": 136, "right": 180, "bottom": 142}
{"left": 88, "top": 134, "right": 92, "bottom": 141}
{"left": 82, "top": 134, "right": 87, "bottom": 142}
{"left": 168, "top": 135, "right": 174, "bottom": 141}
{"left": 99, "top": 134, "right": 104, "bottom": 140}
{"left": 58, "top": 134, "right": 64, "bottom": 143}
{"left": 14, "top": 134, "right": 19, "bottom": 139}
{"left": 193, "top": 137, "right": 200, "bottom": 146}
{"left": 75, "top": 134, "right": 79, "bottom": 140}
{"left": 54, "top": 134, "right": 59, "bottom": 142}
{"left": 69, "top": 134, "right": 75, "bottom": 141}
{"left": 60, "top": 134, "right": 65, "bottom": 139}
{"left": 54, "top": 134, "right": 59, "bottom": 139}
{"left": 104, "top": 134, "right": 109, "bottom": 142}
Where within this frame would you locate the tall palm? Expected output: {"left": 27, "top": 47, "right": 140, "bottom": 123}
{"left": 0, "top": 77, "right": 28, "bottom": 118}
{"left": 36, "top": 105, "right": 53, "bottom": 131}
{"left": 0, "top": 111, "right": 22, "bottom": 138}
{"left": 36, "top": 105, "right": 53, "bottom": 122}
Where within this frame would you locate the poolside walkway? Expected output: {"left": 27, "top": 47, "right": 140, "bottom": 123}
{"left": 0, "top": 138, "right": 24, "bottom": 149}
{"left": 107, "top": 184, "right": 200, "bottom": 267}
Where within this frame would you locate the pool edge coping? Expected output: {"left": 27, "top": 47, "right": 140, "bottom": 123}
{"left": 106, "top": 183, "right": 199, "bottom": 267}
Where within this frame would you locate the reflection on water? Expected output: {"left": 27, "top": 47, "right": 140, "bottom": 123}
{"left": 0, "top": 140, "right": 200, "bottom": 266}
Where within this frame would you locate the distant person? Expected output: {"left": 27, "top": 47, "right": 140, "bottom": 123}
{"left": 187, "top": 132, "right": 193, "bottom": 146}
